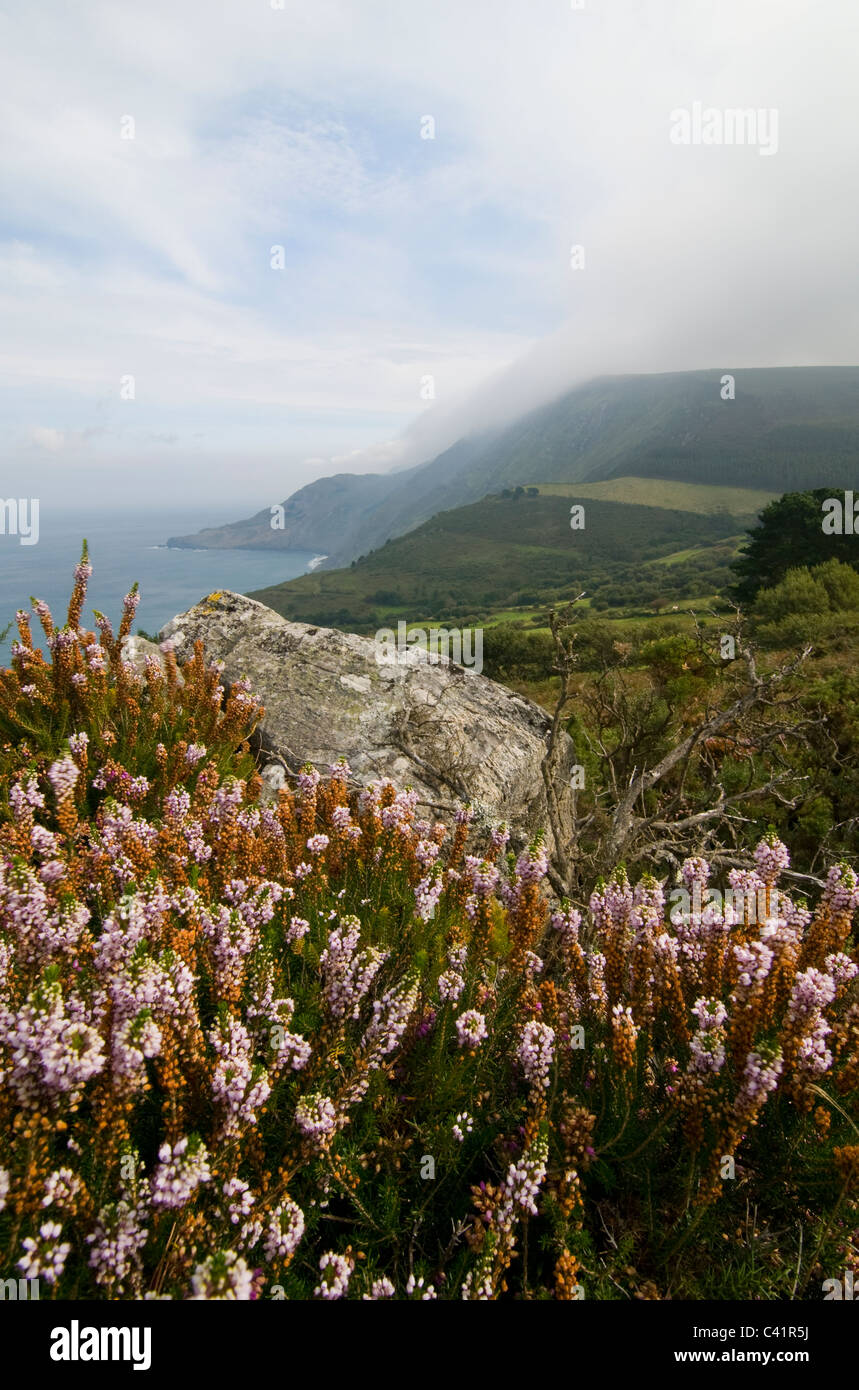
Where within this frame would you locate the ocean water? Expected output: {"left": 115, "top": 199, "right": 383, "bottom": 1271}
{"left": 0, "top": 507, "right": 320, "bottom": 664}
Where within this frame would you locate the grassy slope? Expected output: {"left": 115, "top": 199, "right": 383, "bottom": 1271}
{"left": 249, "top": 485, "right": 757, "bottom": 632}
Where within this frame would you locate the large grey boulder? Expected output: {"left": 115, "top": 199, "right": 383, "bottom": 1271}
{"left": 159, "top": 591, "right": 575, "bottom": 871}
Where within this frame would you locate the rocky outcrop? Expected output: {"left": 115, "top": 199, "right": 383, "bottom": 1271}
{"left": 159, "top": 591, "right": 576, "bottom": 873}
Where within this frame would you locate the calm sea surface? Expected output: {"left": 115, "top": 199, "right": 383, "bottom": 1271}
{"left": 0, "top": 507, "right": 320, "bottom": 663}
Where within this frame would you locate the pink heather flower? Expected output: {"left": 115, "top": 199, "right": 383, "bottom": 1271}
{"left": 189, "top": 1251, "right": 254, "bottom": 1301}
{"left": 10, "top": 778, "right": 44, "bottom": 823}
{"left": 363, "top": 1277, "right": 396, "bottom": 1300}
{"left": 405, "top": 1274, "right": 437, "bottom": 1299}
{"left": 314, "top": 1251, "right": 354, "bottom": 1300}
{"left": 753, "top": 835, "right": 790, "bottom": 886}
{"left": 48, "top": 756, "right": 79, "bottom": 801}
{"left": 415, "top": 872, "right": 443, "bottom": 922}
{"left": 787, "top": 967, "right": 836, "bottom": 1023}
{"left": 517, "top": 1020, "right": 555, "bottom": 1088}
{"left": 416, "top": 838, "right": 440, "bottom": 867}
{"left": 286, "top": 916, "right": 310, "bottom": 944}
{"left": 220, "top": 1178, "right": 255, "bottom": 1226}
{"left": 453, "top": 1111, "right": 474, "bottom": 1143}
{"left": 263, "top": 1198, "right": 305, "bottom": 1263}
{"left": 550, "top": 905, "right": 582, "bottom": 941}
{"left": 438, "top": 969, "right": 465, "bottom": 1004}
{"left": 825, "top": 952, "right": 859, "bottom": 988}
{"left": 455, "top": 1009, "right": 488, "bottom": 1049}
{"left": 464, "top": 855, "right": 499, "bottom": 897}
{"left": 320, "top": 918, "right": 388, "bottom": 1019}
{"left": 297, "top": 766, "right": 321, "bottom": 796}
{"left": 732, "top": 942, "right": 774, "bottom": 999}
{"left": 39, "top": 860, "right": 66, "bottom": 885}
{"left": 681, "top": 856, "right": 710, "bottom": 891}
{"left": 85, "top": 1199, "right": 149, "bottom": 1293}
{"left": 515, "top": 843, "right": 549, "bottom": 884}
{"left": 736, "top": 1047, "right": 783, "bottom": 1110}
{"left": 71, "top": 673, "right": 87, "bottom": 688}
{"left": 149, "top": 1137, "right": 211, "bottom": 1209}
{"left": 499, "top": 1132, "right": 550, "bottom": 1221}
{"left": 822, "top": 863, "right": 859, "bottom": 917}
{"left": 294, "top": 1093, "right": 337, "bottom": 1141}
{"left": 184, "top": 743, "right": 207, "bottom": 767}
{"left": 490, "top": 823, "right": 510, "bottom": 851}
{"left": 18, "top": 1221, "right": 71, "bottom": 1285}
{"left": 796, "top": 1018, "right": 833, "bottom": 1078}
{"left": 331, "top": 805, "right": 352, "bottom": 830}
{"left": 306, "top": 834, "right": 330, "bottom": 855}
{"left": 209, "top": 1017, "right": 271, "bottom": 1138}
{"left": 361, "top": 978, "right": 419, "bottom": 1064}
{"left": 688, "top": 1030, "right": 726, "bottom": 1075}
{"left": 68, "top": 732, "right": 89, "bottom": 757}
{"left": 691, "top": 997, "right": 728, "bottom": 1031}
{"left": 0, "top": 1168, "right": 9, "bottom": 1212}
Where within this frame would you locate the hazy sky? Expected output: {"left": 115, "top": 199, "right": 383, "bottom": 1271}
{"left": 2, "top": 0, "right": 858, "bottom": 518}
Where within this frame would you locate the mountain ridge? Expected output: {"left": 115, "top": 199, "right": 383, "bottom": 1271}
{"left": 166, "top": 365, "right": 859, "bottom": 566}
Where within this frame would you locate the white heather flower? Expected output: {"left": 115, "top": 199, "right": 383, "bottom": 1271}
{"left": 452, "top": 1111, "right": 474, "bottom": 1143}
{"left": 295, "top": 1092, "right": 337, "bottom": 1141}
{"left": 405, "top": 1273, "right": 437, "bottom": 1300}
{"left": 286, "top": 916, "right": 310, "bottom": 944}
{"left": 18, "top": 1221, "right": 71, "bottom": 1285}
{"left": 86, "top": 1200, "right": 148, "bottom": 1293}
{"left": 263, "top": 1198, "right": 305, "bottom": 1263}
{"left": 48, "top": 756, "right": 79, "bottom": 800}
{"left": 149, "top": 1137, "right": 212, "bottom": 1209}
{"left": 438, "top": 969, "right": 465, "bottom": 1003}
{"left": 220, "top": 1178, "right": 255, "bottom": 1226}
{"left": 517, "top": 1020, "right": 555, "bottom": 1089}
{"left": 455, "top": 1009, "right": 488, "bottom": 1049}
{"left": 315, "top": 1251, "right": 354, "bottom": 1299}
{"left": 363, "top": 1277, "right": 395, "bottom": 1300}
{"left": 41, "top": 1167, "right": 81, "bottom": 1209}
{"left": 189, "top": 1250, "right": 254, "bottom": 1300}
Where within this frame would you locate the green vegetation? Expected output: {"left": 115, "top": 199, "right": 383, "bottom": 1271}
{"left": 251, "top": 489, "right": 757, "bottom": 632}
{"left": 1, "top": 556, "right": 857, "bottom": 1302}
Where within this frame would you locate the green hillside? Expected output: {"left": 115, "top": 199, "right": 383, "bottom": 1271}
{"left": 171, "top": 366, "right": 859, "bottom": 567}
{"left": 250, "top": 487, "right": 757, "bottom": 631}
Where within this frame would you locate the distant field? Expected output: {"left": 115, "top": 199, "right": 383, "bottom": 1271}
{"left": 534, "top": 477, "right": 776, "bottom": 515}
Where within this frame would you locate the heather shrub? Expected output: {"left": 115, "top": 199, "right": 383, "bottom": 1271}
{"left": 0, "top": 557, "right": 857, "bottom": 1300}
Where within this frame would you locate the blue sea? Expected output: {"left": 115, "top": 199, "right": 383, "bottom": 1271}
{"left": 0, "top": 506, "right": 321, "bottom": 664}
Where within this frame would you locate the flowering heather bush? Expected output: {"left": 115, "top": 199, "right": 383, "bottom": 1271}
{"left": 0, "top": 557, "right": 858, "bottom": 1300}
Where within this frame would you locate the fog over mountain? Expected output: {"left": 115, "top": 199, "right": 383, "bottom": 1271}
{"left": 2, "top": 1, "right": 859, "bottom": 512}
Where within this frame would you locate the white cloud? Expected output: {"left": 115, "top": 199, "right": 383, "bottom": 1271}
{"left": 0, "top": 0, "right": 857, "bottom": 508}
{"left": 31, "top": 427, "right": 65, "bottom": 451}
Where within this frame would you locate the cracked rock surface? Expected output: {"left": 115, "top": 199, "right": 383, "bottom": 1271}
{"left": 160, "top": 591, "right": 575, "bottom": 868}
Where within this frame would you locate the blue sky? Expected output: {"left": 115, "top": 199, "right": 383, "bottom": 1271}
{"left": 1, "top": 0, "right": 858, "bottom": 520}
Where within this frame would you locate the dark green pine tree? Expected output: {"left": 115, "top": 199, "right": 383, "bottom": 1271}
{"left": 730, "top": 487, "right": 859, "bottom": 603}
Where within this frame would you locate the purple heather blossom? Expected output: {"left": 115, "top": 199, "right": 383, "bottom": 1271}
{"left": 314, "top": 1251, "right": 353, "bottom": 1300}
{"left": 455, "top": 1009, "right": 488, "bottom": 1049}
{"left": 295, "top": 1092, "right": 337, "bottom": 1141}
{"left": 517, "top": 1019, "right": 555, "bottom": 1089}
{"left": 48, "top": 757, "right": 79, "bottom": 801}
{"left": 753, "top": 835, "right": 791, "bottom": 885}
{"left": 149, "top": 1137, "right": 212, "bottom": 1209}
{"left": 320, "top": 918, "right": 388, "bottom": 1019}
{"left": 263, "top": 1199, "right": 305, "bottom": 1263}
